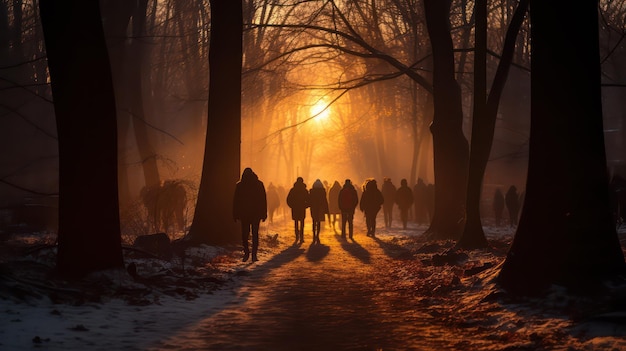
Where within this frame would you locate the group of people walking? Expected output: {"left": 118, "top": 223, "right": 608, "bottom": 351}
{"left": 233, "top": 167, "right": 524, "bottom": 262}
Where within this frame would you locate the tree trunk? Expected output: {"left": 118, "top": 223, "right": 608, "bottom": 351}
{"left": 39, "top": 0, "right": 123, "bottom": 278}
{"left": 497, "top": 0, "right": 625, "bottom": 294}
{"left": 187, "top": 0, "right": 242, "bottom": 245}
{"left": 423, "top": 0, "right": 470, "bottom": 240}
{"left": 458, "top": 0, "right": 529, "bottom": 249}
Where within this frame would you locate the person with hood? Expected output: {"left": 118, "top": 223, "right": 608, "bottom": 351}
{"left": 395, "top": 179, "right": 414, "bottom": 230}
{"left": 309, "top": 179, "right": 330, "bottom": 244}
{"left": 338, "top": 179, "right": 359, "bottom": 239}
{"left": 233, "top": 167, "right": 267, "bottom": 262}
{"left": 360, "top": 178, "right": 384, "bottom": 237}
{"left": 328, "top": 180, "right": 342, "bottom": 231}
{"left": 381, "top": 177, "right": 397, "bottom": 228}
{"left": 286, "top": 177, "right": 309, "bottom": 243}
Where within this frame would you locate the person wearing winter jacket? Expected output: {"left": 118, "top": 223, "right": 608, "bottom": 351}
{"left": 233, "top": 168, "right": 267, "bottom": 262}
{"left": 328, "top": 180, "right": 342, "bottom": 231}
{"left": 286, "top": 177, "right": 309, "bottom": 243}
{"left": 309, "top": 179, "right": 330, "bottom": 244}
{"left": 381, "top": 177, "right": 397, "bottom": 228}
{"left": 505, "top": 185, "right": 520, "bottom": 227}
{"left": 360, "top": 178, "right": 384, "bottom": 237}
{"left": 338, "top": 179, "right": 359, "bottom": 239}
{"left": 395, "top": 179, "right": 414, "bottom": 230}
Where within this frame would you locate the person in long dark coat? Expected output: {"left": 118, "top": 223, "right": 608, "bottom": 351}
{"left": 328, "top": 180, "right": 342, "bottom": 231}
{"left": 233, "top": 167, "right": 267, "bottom": 262}
{"left": 381, "top": 177, "right": 397, "bottom": 228}
{"left": 395, "top": 179, "right": 414, "bottom": 230}
{"left": 286, "top": 177, "right": 309, "bottom": 243}
{"left": 266, "top": 182, "right": 280, "bottom": 224}
{"left": 309, "top": 179, "right": 329, "bottom": 244}
{"left": 360, "top": 178, "right": 384, "bottom": 237}
{"left": 413, "top": 178, "right": 428, "bottom": 225}
{"left": 493, "top": 188, "right": 505, "bottom": 227}
{"left": 338, "top": 179, "right": 359, "bottom": 239}
{"left": 505, "top": 185, "right": 520, "bottom": 227}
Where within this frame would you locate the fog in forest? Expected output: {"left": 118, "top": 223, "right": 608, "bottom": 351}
{"left": 1, "top": 0, "right": 625, "bottom": 235}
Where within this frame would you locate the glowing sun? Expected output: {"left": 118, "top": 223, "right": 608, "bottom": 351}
{"left": 310, "top": 99, "right": 331, "bottom": 122}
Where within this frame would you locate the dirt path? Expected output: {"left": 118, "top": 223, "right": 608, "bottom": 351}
{"left": 150, "top": 221, "right": 458, "bottom": 351}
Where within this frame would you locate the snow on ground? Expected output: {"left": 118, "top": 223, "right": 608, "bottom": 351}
{"left": 1, "top": 217, "right": 625, "bottom": 350}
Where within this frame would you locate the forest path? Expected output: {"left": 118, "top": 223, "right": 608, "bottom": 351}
{"left": 150, "top": 220, "right": 453, "bottom": 351}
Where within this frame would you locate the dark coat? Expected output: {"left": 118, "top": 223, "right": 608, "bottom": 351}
{"left": 267, "top": 183, "right": 280, "bottom": 212}
{"left": 395, "top": 184, "right": 414, "bottom": 210}
{"left": 287, "top": 180, "right": 309, "bottom": 220}
{"left": 328, "top": 181, "right": 342, "bottom": 215}
{"left": 338, "top": 183, "right": 359, "bottom": 214}
{"left": 381, "top": 179, "right": 397, "bottom": 209}
{"left": 360, "top": 180, "right": 384, "bottom": 215}
{"left": 309, "top": 185, "right": 329, "bottom": 221}
{"left": 505, "top": 186, "right": 520, "bottom": 214}
{"left": 233, "top": 168, "right": 267, "bottom": 223}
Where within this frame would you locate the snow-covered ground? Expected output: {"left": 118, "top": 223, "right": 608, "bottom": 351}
{"left": 1, "top": 217, "right": 625, "bottom": 350}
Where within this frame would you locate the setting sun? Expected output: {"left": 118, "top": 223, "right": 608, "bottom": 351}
{"left": 310, "top": 98, "right": 331, "bottom": 122}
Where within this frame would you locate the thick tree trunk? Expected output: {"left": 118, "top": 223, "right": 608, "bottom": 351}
{"left": 187, "top": 0, "right": 242, "bottom": 245}
{"left": 497, "top": 0, "right": 625, "bottom": 294}
{"left": 39, "top": 0, "right": 123, "bottom": 278}
{"left": 423, "top": 0, "right": 470, "bottom": 240}
{"left": 458, "top": 0, "right": 529, "bottom": 249}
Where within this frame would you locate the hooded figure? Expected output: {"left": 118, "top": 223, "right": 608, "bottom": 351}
{"left": 328, "top": 180, "right": 342, "bottom": 230}
{"left": 395, "top": 179, "right": 414, "bottom": 229}
{"left": 505, "top": 185, "right": 520, "bottom": 227}
{"left": 338, "top": 179, "right": 359, "bottom": 239}
{"left": 381, "top": 178, "right": 397, "bottom": 228}
{"left": 309, "top": 179, "right": 329, "bottom": 244}
{"left": 360, "top": 179, "right": 384, "bottom": 237}
{"left": 233, "top": 167, "right": 267, "bottom": 262}
{"left": 287, "top": 177, "right": 309, "bottom": 243}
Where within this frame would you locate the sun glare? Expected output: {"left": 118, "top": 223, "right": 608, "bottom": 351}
{"left": 310, "top": 99, "right": 331, "bottom": 122}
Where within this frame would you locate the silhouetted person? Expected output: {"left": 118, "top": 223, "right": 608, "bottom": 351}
{"left": 287, "top": 177, "right": 309, "bottom": 243}
{"left": 360, "top": 179, "right": 384, "bottom": 237}
{"left": 505, "top": 185, "right": 520, "bottom": 227}
{"left": 413, "top": 178, "right": 428, "bottom": 225}
{"left": 277, "top": 184, "right": 287, "bottom": 219}
{"left": 395, "top": 179, "right": 414, "bottom": 230}
{"left": 493, "top": 188, "right": 505, "bottom": 227}
{"left": 309, "top": 179, "right": 329, "bottom": 244}
{"left": 328, "top": 180, "right": 342, "bottom": 231}
{"left": 381, "top": 177, "right": 397, "bottom": 228}
{"left": 338, "top": 179, "right": 359, "bottom": 239}
{"left": 266, "top": 182, "right": 280, "bottom": 224}
{"left": 233, "top": 168, "right": 267, "bottom": 262}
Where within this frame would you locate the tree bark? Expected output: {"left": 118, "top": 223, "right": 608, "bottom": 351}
{"left": 423, "top": 0, "right": 470, "bottom": 240}
{"left": 39, "top": 0, "right": 123, "bottom": 278}
{"left": 458, "top": 0, "right": 529, "bottom": 249}
{"left": 187, "top": 0, "right": 242, "bottom": 245}
{"left": 497, "top": 0, "right": 625, "bottom": 294}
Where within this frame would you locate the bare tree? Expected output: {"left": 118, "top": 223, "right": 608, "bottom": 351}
{"left": 497, "top": 0, "right": 625, "bottom": 294}
{"left": 187, "top": 0, "right": 243, "bottom": 244}
{"left": 39, "top": 0, "right": 123, "bottom": 278}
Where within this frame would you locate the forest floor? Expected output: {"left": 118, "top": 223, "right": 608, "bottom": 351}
{"left": 1, "top": 215, "right": 626, "bottom": 350}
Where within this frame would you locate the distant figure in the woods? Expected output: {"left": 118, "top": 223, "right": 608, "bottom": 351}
{"left": 140, "top": 179, "right": 187, "bottom": 234}
{"left": 309, "top": 179, "right": 330, "bottom": 244}
{"left": 287, "top": 177, "right": 309, "bottom": 243}
{"left": 328, "top": 180, "right": 342, "bottom": 231}
{"left": 338, "top": 179, "right": 359, "bottom": 239}
{"left": 395, "top": 179, "right": 414, "bottom": 230}
{"left": 493, "top": 188, "right": 505, "bottom": 227}
{"left": 505, "top": 185, "right": 520, "bottom": 227}
{"left": 360, "top": 178, "right": 384, "bottom": 237}
{"left": 381, "top": 177, "right": 397, "bottom": 228}
{"left": 277, "top": 184, "right": 287, "bottom": 219}
{"left": 610, "top": 174, "right": 626, "bottom": 227}
{"left": 266, "top": 182, "right": 280, "bottom": 224}
{"left": 413, "top": 178, "right": 428, "bottom": 225}
{"left": 233, "top": 168, "right": 267, "bottom": 262}
{"left": 323, "top": 180, "right": 331, "bottom": 226}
